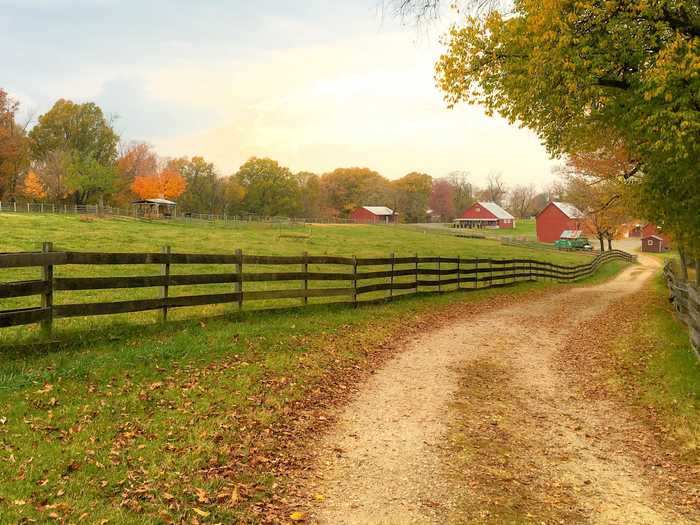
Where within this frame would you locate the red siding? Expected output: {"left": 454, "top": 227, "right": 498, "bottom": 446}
{"left": 536, "top": 203, "right": 583, "bottom": 243}
{"left": 461, "top": 203, "right": 498, "bottom": 220}
{"left": 641, "top": 236, "right": 664, "bottom": 253}
{"left": 350, "top": 208, "right": 395, "bottom": 224}
{"left": 497, "top": 219, "right": 515, "bottom": 229}
{"left": 641, "top": 223, "right": 671, "bottom": 245}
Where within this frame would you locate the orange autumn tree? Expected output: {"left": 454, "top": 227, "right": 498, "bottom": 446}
{"left": 131, "top": 167, "right": 186, "bottom": 200}
{"left": 21, "top": 170, "right": 47, "bottom": 200}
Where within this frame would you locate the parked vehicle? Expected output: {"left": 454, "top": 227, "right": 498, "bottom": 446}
{"left": 554, "top": 230, "right": 592, "bottom": 250}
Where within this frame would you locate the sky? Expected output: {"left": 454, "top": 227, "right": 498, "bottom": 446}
{"left": 1, "top": 0, "right": 560, "bottom": 188}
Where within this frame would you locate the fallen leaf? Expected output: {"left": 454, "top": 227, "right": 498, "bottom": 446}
{"left": 193, "top": 508, "right": 210, "bottom": 517}
{"left": 289, "top": 511, "right": 306, "bottom": 521}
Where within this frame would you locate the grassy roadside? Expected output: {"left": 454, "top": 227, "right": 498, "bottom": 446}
{"left": 607, "top": 274, "right": 700, "bottom": 460}
{"left": 0, "top": 258, "right": 629, "bottom": 524}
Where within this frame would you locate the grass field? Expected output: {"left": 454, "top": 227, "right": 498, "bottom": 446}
{"left": 0, "top": 214, "right": 587, "bottom": 344}
{"left": 0, "top": 213, "right": 628, "bottom": 523}
{"left": 609, "top": 275, "right": 700, "bottom": 461}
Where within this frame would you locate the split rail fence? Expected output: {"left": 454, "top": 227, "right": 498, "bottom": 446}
{"left": 0, "top": 246, "right": 636, "bottom": 335}
{"left": 663, "top": 262, "right": 700, "bottom": 359}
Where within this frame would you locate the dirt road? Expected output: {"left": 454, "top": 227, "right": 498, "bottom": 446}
{"left": 304, "top": 256, "right": 698, "bottom": 524}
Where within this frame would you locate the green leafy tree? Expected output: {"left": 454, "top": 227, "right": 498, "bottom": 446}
{"left": 296, "top": 171, "right": 321, "bottom": 218}
{"left": 29, "top": 99, "right": 119, "bottom": 204}
{"left": 235, "top": 157, "right": 302, "bottom": 217}
{"left": 172, "top": 156, "right": 224, "bottom": 213}
{"left": 320, "top": 167, "right": 393, "bottom": 218}
{"left": 393, "top": 172, "right": 432, "bottom": 223}
{"left": 435, "top": 1, "right": 700, "bottom": 255}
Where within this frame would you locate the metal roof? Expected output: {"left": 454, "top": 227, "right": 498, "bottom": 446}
{"left": 133, "top": 198, "right": 177, "bottom": 205}
{"left": 362, "top": 206, "right": 395, "bottom": 216}
{"left": 643, "top": 235, "right": 664, "bottom": 241}
{"left": 476, "top": 202, "right": 514, "bottom": 220}
{"left": 560, "top": 230, "right": 584, "bottom": 239}
{"left": 552, "top": 202, "right": 584, "bottom": 219}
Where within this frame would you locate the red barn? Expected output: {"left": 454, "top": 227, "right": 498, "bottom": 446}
{"left": 350, "top": 206, "right": 397, "bottom": 224}
{"left": 536, "top": 202, "right": 585, "bottom": 243}
{"left": 641, "top": 235, "right": 667, "bottom": 253}
{"left": 454, "top": 202, "right": 515, "bottom": 229}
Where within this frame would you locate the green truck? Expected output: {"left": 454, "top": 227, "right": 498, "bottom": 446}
{"left": 554, "top": 230, "right": 593, "bottom": 250}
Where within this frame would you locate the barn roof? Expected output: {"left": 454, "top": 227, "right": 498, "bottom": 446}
{"left": 362, "top": 206, "right": 395, "bottom": 216}
{"left": 551, "top": 201, "right": 584, "bottom": 219}
{"left": 476, "top": 202, "right": 514, "bottom": 220}
{"left": 133, "top": 198, "right": 177, "bottom": 206}
{"left": 643, "top": 235, "right": 664, "bottom": 241}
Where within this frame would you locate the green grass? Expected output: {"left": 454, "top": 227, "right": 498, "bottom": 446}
{"left": 0, "top": 213, "right": 628, "bottom": 523}
{"left": 0, "top": 214, "right": 587, "bottom": 345}
{"left": 610, "top": 274, "right": 700, "bottom": 460}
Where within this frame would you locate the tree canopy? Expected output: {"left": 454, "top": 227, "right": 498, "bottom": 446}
{"left": 435, "top": 0, "right": 700, "bottom": 253}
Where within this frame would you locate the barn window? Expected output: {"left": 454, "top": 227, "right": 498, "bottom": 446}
{"left": 475, "top": 207, "right": 480, "bottom": 212}
{"left": 648, "top": 240, "right": 653, "bottom": 245}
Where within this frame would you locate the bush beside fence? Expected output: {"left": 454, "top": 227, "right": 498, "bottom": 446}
{"left": 0, "top": 247, "right": 636, "bottom": 335}
{"left": 663, "top": 262, "right": 700, "bottom": 360}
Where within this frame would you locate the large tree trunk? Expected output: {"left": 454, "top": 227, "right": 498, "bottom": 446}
{"left": 607, "top": 237, "right": 613, "bottom": 250}
{"left": 598, "top": 235, "right": 605, "bottom": 252}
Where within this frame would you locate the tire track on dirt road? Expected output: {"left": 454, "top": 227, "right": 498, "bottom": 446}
{"left": 302, "top": 255, "right": 698, "bottom": 524}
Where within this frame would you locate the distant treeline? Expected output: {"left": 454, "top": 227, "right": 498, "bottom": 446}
{"left": 0, "top": 94, "right": 560, "bottom": 222}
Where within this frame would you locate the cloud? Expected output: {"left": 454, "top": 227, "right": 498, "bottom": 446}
{"left": 145, "top": 30, "right": 558, "bottom": 185}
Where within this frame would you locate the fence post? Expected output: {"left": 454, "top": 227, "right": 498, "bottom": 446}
{"left": 389, "top": 252, "right": 395, "bottom": 301}
{"left": 489, "top": 259, "right": 493, "bottom": 288}
{"left": 474, "top": 258, "right": 479, "bottom": 289}
{"left": 457, "top": 255, "right": 461, "bottom": 290}
{"left": 41, "top": 242, "right": 54, "bottom": 335}
{"left": 437, "top": 256, "right": 442, "bottom": 294}
{"left": 236, "top": 249, "right": 243, "bottom": 311}
{"left": 13, "top": 201, "right": 17, "bottom": 212}
{"left": 160, "top": 246, "right": 171, "bottom": 322}
{"left": 414, "top": 253, "right": 419, "bottom": 294}
{"left": 352, "top": 255, "right": 358, "bottom": 308}
{"left": 302, "top": 251, "right": 309, "bottom": 306}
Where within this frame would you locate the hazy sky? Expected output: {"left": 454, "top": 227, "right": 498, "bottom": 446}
{"left": 2, "top": 0, "right": 559, "bottom": 188}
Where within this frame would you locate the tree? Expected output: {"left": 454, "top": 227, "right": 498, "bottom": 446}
{"left": 115, "top": 142, "right": 159, "bottom": 207}
{"left": 65, "top": 153, "right": 118, "bottom": 206}
{"left": 435, "top": 1, "right": 700, "bottom": 256}
{"left": 477, "top": 172, "right": 506, "bottom": 205}
{"left": 20, "top": 170, "right": 46, "bottom": 201}
{"left": 174, "top": 156, "right": 225, "bottom": 214}
{"left": 131, "top": 167, "right": 187, "bottom": 200}
{"left": 393, "top": 172, "right": 432, "bottom": 223}
{"left": 235, "top": 157, "right": 302, "bottom": 217}
{"left": 296, "top": 171, "right": 321, "bottom": 219}
{"left": 429, "top": 178, "right": 456, "bottom": 220}
{"left": 319, "top": 167, "right": 392, "bottom": 218}
{"left": 445, "top": 170, "right": 474, "bottom": 215}
{"left": 564, "top": 173, "right": 630, "bottom": 252}
{"left": 29, "top": 99, "right": 119, "bottom": 204}
{"left": 0, "top": 89, "right": 30, "bottom": 199}
{"left": 508, "top": 184, "right": 536, "bottom": 218}
{"left": 221, "top": 175, "right": 246, "bottom": 215}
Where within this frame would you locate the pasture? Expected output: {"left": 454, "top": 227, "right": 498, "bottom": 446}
{"left": 0, "top": 213, "right": 626, "bottom": 523}
{"left": 0, "top": 214, "right": 586, "bottom": 344}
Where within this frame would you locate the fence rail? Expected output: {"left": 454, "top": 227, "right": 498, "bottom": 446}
{"left": 0, "top": 247, "right": 636, "bottom": 334}
{"left": 663, "top": 262, "right": 700, "bottom": 359}
{"left": 0, "top": 201, "right": 358, "bottom": 225}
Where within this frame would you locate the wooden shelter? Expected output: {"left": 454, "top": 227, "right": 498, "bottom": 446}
{"left": 132, "top": 198, "right": 176, "bottom": 219}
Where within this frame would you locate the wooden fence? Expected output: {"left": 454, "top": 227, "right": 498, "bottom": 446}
{"left": 663, "top": 262, "right": 700, "bottom": 359}
{"left": 0, "top": 246, "right": 636, "bottom": 335}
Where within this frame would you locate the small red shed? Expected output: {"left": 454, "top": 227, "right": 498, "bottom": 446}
{"left": 641, "top": 235, "right": 667, "bottom": 253}
{"left": 350, "top": 206, "right": 397, "bottom": 224}
{"left": 454, "top": 202, "right": 515, "bottom": 229}
{"left": 536, "top": 202, "right": 585, "bottom": 243}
